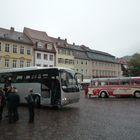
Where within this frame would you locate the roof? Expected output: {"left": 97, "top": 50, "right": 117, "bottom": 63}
{"left": 0, "top": 66, "right": 74, "bottom": 74}
{"left": 24, "top": 28, "right": 56, "bottom": 53}
{"left": 49, "top": 36, "right": 70, "bottom": 48}
{"left": 0, "top": 27, "right": 33, "bottom": 45}
{"left": 24, "top": 27, "right": 52, "bottom": 42}
{"left": 81, "top": 45, "right": 114, "bottom": 57}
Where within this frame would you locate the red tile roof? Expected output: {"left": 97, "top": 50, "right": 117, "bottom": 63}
{"left": 24, "top": 27, "right": 52, "bottom": 42}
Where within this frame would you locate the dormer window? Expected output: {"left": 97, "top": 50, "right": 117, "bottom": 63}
{"left": 46, "top": 44, "right": 52, "bottom": 50}
{"left": 37, "top": 42, "right": 43, "bottom": 49}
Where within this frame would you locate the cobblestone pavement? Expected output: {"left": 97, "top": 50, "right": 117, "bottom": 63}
{"left": 0, "top": 93, "right": 140, "bottom": 140}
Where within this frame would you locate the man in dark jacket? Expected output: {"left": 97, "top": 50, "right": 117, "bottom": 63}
{"left": 0, "top": 88, "right": 5, "bottom": 120}
{"left": 7, "top": 87, "right": 20, "bottom": 123}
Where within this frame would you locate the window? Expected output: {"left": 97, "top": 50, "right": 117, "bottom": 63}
{"left": 27, "top": 61, "right": 31, "bottom": 67}
{"left": 69, "top": 60, "right": 74, "bottom": 64}
{"left": 58, "top": 58, "right": 64, "bottom": 64}
{"left": 20, "top": 60, "right": 24, "bottom": 68}
{"left": 47, "top": 44, "right": 52, "bottom": 50}
{"left": 13, "top": 45, "right": 17, "bottom": 53}
{"left": 0, "top": 42, "right": 1, "bottom": 51}
{"left": 13, "top": 59, "right": 17, "bottom": 68}
{"left": 43, "top": 64, "right": 48, "bottom": 67}
{"left": 81, "top": 69, "right": 83, "bottom": 74}
{"left": 49, "top": 65, "right": 53, "bottom": 67}
{"left": 5, "top": 44, "right": 10, "bottom": 52}
{"left": 36, "top": 64, "right": 41, "bottom": 67}
{"left": 27, "top": 48, "right": 31, "bottom": 55}
{"left": 67, "top": 50, "right": 70, "bottom": 55}
{"left": 61, "top": 70, "right": 77, "bottom": 92}
{"left": 62, "top": 49, "right": 66, "bottom": 55}
{"left": 65, "top": 59, "right": 69, "bottom": 64}
{"left": 49, "top": 55, "right": 53, "bottom": 61}
{"left": 5, "top": 58, "right": 9, "bottom": 68}
{"left": 37, "top": 53, "right": 41, "bottom": 59}
{"left": 20, "top": 46, "right": 24, "bottom": 54}
{"left": 0, "top": 58, "right": 2, "bottom": 65}
{"left": 44, "top": 54, "right": 48, "bottom": 60}
{"left": 37, "top": 42, "right": 43, "bottom": 48}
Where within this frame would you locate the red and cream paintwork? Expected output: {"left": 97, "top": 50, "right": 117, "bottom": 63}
{"left": 88, "top": 77, "right": 140, "bottom": 98}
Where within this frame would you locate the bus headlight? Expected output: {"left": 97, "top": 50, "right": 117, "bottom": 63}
{"left": 62, "top": 98, "right": 67, "bottom": 101}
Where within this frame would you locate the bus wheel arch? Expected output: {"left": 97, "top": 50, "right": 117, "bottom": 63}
{"left": 134, "top": 91, "right": 140, "bottom": 98}
{"left": 99, "top": 91, "right": 108, "bottom": 98}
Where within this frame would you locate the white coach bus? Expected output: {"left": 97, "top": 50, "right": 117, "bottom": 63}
{"left": 0, "top": 67, "right": 81, "bottom": 107}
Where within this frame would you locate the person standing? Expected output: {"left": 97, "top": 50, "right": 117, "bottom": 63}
{"left": 84, "top": 84, "right": 88, "bottom": 96}
{"left": 4, "top": 78, "right": 11, "bottom": 98}
{"left": 7, "top": 87, "right": 20, "bottom": 123}
{"left": 0, "top": 88, "right": 5, "bottom": 120}
{"left": 25, "top": 89, "right": 35, "bottom": 123}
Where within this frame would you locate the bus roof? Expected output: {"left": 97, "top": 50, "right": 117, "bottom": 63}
{"left": 0, "top": 66, "right": 74, "bottom": 74}
{"left": 91, "top": 77, "right": 140, "bottom": 81}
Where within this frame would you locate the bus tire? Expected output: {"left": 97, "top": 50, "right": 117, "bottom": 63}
{"left": 100, "top": 91, "right": 108, "bottom": 98}
{"left": 134, "top": 91, "right": 140, "bottom": 98}
{"left": 34, "top": 95, "right": 41, "bottom": 108}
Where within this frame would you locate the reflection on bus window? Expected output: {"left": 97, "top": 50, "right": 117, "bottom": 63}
{"left": 60, "top": 70, "right": 78, "bottom": 92}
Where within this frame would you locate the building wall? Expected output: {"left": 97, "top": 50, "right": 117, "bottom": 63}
{"left": 74, "top": 59, "right": 91, "bottom": 79}
{"left": 35, "top": 51, "right": 54, "bottom": 67}
{"left": 0, "top": 40, "right": 33, "bottom": 69}
{"left": 91, "top": 60, "right": 122, "bottom": 77}
{"left": 56, "top": 47, "right": 74, "bottom": 69}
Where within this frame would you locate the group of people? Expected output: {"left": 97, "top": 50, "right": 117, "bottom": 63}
{"left": 0, "top": 86, "right": 20, "bottom": 123}
{"left": 0, "top": 84, "right": 35, "bottom": 123}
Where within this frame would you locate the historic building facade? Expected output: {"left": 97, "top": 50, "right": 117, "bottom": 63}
{"left": 69, "top": 44, "right": 91, "bottom": 79}
{"left": 50, "top": 37, "right": 74, "bottom": 69}
{"left": 0, "top": 27, "right": 33, "bottom": 69}
{"left": 0, "top": 26, "right": 122, "bottom": 79}
{"left": 81, "top": 45, "right": 122, "bottom": 78}
{"left": 24, "top": 27, "right": 56, "bottom": 67}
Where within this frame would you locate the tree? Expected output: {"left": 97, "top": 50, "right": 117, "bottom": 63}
{"left": 128, "top": 53, "right": 140, "bottom": 76}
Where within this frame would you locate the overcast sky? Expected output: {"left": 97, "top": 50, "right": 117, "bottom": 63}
{"left": 0, "top": 0, "right": 140, "bottom": 57}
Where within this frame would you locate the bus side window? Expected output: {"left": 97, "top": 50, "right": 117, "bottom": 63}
{"left": 95, "top": 82, "right": 98, "bottom": 86}
{"left": 132, "top": 80, "right": 140, "bottom": 85}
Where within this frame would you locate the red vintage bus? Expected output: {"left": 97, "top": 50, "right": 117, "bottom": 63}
{"left": 88, "top": 77, "right": 140, "bottom": 98}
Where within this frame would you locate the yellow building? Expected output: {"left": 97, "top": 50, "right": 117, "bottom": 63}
{"left": 50, "top": 37, "right": 74, "bottom": 69}
{"left": 0, "top": 27, "right": 33, "bottom": 69}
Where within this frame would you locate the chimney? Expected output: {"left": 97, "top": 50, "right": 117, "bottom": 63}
{"left": 65, "top": 38, "right": 67, "bottom": 43}
{"left": 73, "top": 42, "right": 75, "bottom": 46}
{"left": 58, "top": 37, "right": 60, "bottom": 40}
{"left": 10, "top": 27, "right": 15, "bottom": 32}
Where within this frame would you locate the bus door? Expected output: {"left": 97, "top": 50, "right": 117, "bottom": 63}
{"left": 41, "top": 80, "right": 51, "bottom": 105}
{"left": 50, "top": 79, "right": 61, "bottom": 106}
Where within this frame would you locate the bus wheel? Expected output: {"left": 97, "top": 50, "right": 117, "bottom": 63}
{"left": 35, "top": 95, "right": 40, "bottom": 108}
{"left": 100, "top": 91, "right": 108, "bottom": 98}
{"left": 134, "top": 91, "right": 140, "bottom": 98}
